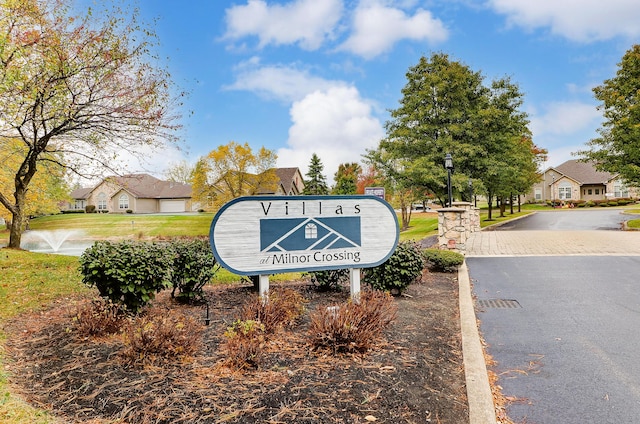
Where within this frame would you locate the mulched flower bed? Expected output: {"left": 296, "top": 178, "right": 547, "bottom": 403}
{"left": 4, "top": 271, "right": 468, "bottom": 423}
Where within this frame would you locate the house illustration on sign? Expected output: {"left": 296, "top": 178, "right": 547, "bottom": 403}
{"left": 260, "top": 217, "right": 361, "bottom": 252}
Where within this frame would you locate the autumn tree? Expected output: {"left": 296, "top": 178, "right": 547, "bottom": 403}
{"left": 577, "top": 44, "right": 640, "bottom": 184}
{"left": 192, "top": 141, "right": 278, "bottom": 211}
{"left": 0, "top": 0, "right": 181, "bottom": 248}
{"left": 332, "top": 162, "right": 361, "bottom": 195}
{"left": 303, "top": 153, "right": 329, "bottom": 195}
{"left": 164, "top": 160, "right": 195, "bottom": 185}
{"left": 0, "top": 138, "right": 69, "bottom": 226}
{"left": 356, "top": 165, "right": 385, "bottom": 195}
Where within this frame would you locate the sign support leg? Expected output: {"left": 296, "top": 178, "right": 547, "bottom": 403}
{"left": 350, "top": 268, "right": 361, "bottom": 302}
{"left": 259, "top": 274, "right": 269, "bottom": 302}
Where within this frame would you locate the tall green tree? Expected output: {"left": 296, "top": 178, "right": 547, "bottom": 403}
{"left": 303, "top": 153, "right": 329, "bottom": 195}
{"left": 0, "top": 0, "right": 181, "bottom": 248}
{"left": 577, "top": 44, "right": 640, "bottom": 184}
{"left": 371, "top": 53, "right": 490, "bottom": 206}
{"left": 478, "top": 78, "right": 541, "bottom": 219}
{"left": 332, "top": 162, "right": 361, "bottom": 195}
{"left": 367, "top": 53, "right": 539, "bottom": 219}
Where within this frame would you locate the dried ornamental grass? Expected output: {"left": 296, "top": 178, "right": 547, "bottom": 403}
{"left": 308, "top": 290, "right": 397, "bottom": 353}
{"left": 120, "top": 306, "right": 203, "bottom": 365}
{"left": 240, "top": 287, "right": 307, "bottom": 333}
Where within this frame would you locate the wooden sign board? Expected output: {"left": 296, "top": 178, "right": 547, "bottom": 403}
{"left": 209, "top": 195, "right": 399, "bottom": 275}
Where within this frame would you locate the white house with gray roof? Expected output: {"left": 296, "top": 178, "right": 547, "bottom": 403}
{"left": 525, "top": 160, "right": 637, "bottom": 203}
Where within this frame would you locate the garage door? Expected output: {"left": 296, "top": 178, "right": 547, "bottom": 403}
{"left": 159, "top": 200, "right": 185, "bottom": 213}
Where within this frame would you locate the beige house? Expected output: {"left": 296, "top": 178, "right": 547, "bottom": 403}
{"left": 69, "top": 168, "right": 306, "bottom": 214}
{"left": 526, "top": 160, "right": 636, "bottom": 203}
{"left": 69, "top": 174, "right": 193, "bottom": 213}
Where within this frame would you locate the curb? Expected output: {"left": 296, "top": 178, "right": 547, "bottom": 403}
{"left": 459, "top": 261, "right": 497, "bottom": 424}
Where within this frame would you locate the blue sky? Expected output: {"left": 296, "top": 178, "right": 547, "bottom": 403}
{"left": 119, "top": 0, "right": 640, "bottom": 181}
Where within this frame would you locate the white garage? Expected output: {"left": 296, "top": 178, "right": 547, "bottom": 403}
{"left": 159, "top": 199, "right": 186, "bottom": 213}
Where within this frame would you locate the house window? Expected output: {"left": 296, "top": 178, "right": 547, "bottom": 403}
{"left": 119, "top": 194, "right": 129, "bottom": 210}
{"left": 558, "top": 183, "right": 572, "bottom": 200}
{"left": 305, "top": 223, "right": 317, "bottom": 239}
{"left": 595, "top": 189, "right": 600, "bottom": 195}
{"left": 534, "top": 188, "right": 542, "bottom": 201}
{"left": 614, "top": 181, "right": 628, "bottom": 198}
{"left": 588, "top": 189, "right": 592, "bottom": 195}
{"left": 97, "top": 192, "right": 107, "bottom": 210}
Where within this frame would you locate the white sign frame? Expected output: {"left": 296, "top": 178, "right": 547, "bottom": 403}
{"left": 209, "top": 195, "right": 399, "bottom": 276}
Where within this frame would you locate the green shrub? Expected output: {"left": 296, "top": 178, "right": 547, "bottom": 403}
{"left": 308, "top": 268, "right": 350, "bottom": 291}
{"left": 240, "top": 287, "right": 307, "bottom": 333}
{"left": 121, "top": 307, "right": 202, "bottom": 365}
{"left": 223, "top": 319, "right": 266, "bottom": 369}
{"left": 586, "top": 200, "right": 595, "bottom": 207}
{"left": 608, "top": 201, "right": 619, "bottom": 206}
{"left": 85, "top": 205, "right": 96, "bottom": 213}
{"left": 79, "top": 240, "right": 174, "bottom": 313}
{"left": 363, "top": 241, "right": 425, "bottom": 294}
{"left": 169, "top": 238, "right": 218, "bottom": 303}
{"left": 423, "top": 248, "right": 464, "bottom": 272}
{"left": 307, "top": 291, "right": 397, "bottom": 353}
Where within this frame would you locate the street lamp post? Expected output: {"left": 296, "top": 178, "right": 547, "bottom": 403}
{"left": 468, "top": 178, "right": 473, "bottom": 205}
{"left": 444, "top": 153, "right": 454, "bottom": 207}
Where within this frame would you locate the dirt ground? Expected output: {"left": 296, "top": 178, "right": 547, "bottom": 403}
{"left": 4, "top": 270, "right": 468, "bottom": 424}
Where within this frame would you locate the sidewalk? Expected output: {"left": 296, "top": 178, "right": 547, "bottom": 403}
{"left": 466, "top": 230, "right": 640, "bottom": 257}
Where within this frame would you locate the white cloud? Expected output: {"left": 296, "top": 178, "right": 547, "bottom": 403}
{"left": 225, "top": 61, "right": 346, "bottom": 103}
{"left": 338, "top": 2, "right": 448, "bottom": 59}
{"left": 488, "top": 0, "right": 640, "bottom": 41}
{"left": 277, "top": 86, "right": 384, "bottom": 182}
{"left": 223, "top": 0, "right": 343, "bottom": 50}
{"left": 530, "top": 101, "right": 601, "bottom": 136}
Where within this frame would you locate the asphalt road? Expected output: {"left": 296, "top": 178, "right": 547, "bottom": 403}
{"left": 467, "top": 210, "right": 640, "bottom": 423}
{"left": 494, "top": 209, "right": 640, "bottom": 231}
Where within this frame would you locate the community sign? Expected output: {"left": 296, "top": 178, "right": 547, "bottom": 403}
{"left": 209, "top": 195, "right": 399, "bottom": 275}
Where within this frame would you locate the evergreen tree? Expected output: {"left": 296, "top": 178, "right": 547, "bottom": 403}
{"left": 332, "top": 163, "right": 361, "bottom": 195}
{"left": 303, "top": 153, "right": 329, "bottom": 195}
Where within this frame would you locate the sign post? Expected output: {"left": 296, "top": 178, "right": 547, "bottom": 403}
{"left": 210, "top": 195, "right": 399, "bottom": 300}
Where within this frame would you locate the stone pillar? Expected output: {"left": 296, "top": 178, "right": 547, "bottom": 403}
{"left": 452, "top": 202, "right": 472, "bottom": 239}
{"left": 437, "top": 207, "right": 467, "bottom": 253}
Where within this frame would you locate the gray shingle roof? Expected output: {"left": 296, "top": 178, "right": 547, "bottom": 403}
{"left": 71, "top": 174, "right": 192, "bottom": 200}
{"left": 554, "top": 160, "right": 613, "bottom": 184}
{"left": 111, "top": 174, "right": 192, "bottom": 199}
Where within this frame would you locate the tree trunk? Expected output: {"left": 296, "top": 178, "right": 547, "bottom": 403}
{"left": 517, "top": 195, "right": 522, "bottom": 213}
{"left": 487, "top": 194, "right": 493, "bottom": 220}
{"left": 8, "top": 209, "right": 24, "bottom": 248}
{"left": 509, "top": 192, "right": 514, "bottom": 214}
{"left": 7, "top": 186, "right": 26, "bottom": 249}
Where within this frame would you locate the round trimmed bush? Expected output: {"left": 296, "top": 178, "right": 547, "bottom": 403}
{"left": 423, "top": 248, "right": 464, "bottom": 272}
{"left": 363, "top": 241, "right": 425, "bottom": 294}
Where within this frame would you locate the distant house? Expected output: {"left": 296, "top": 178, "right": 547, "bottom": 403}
{"left": 525, "top": 160, "right": 637, "bottom": 203}
{"left": 264, "top": 167, "right": 305, "bottom": 195}
{"left": 68, "top": 168, "right": 306, "bottom": 214}
{"left": 68, "top": 174, "right": 193, "bottom": 213}
{"left": 211, "top": 167, "right": 305, "bottom": 196}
